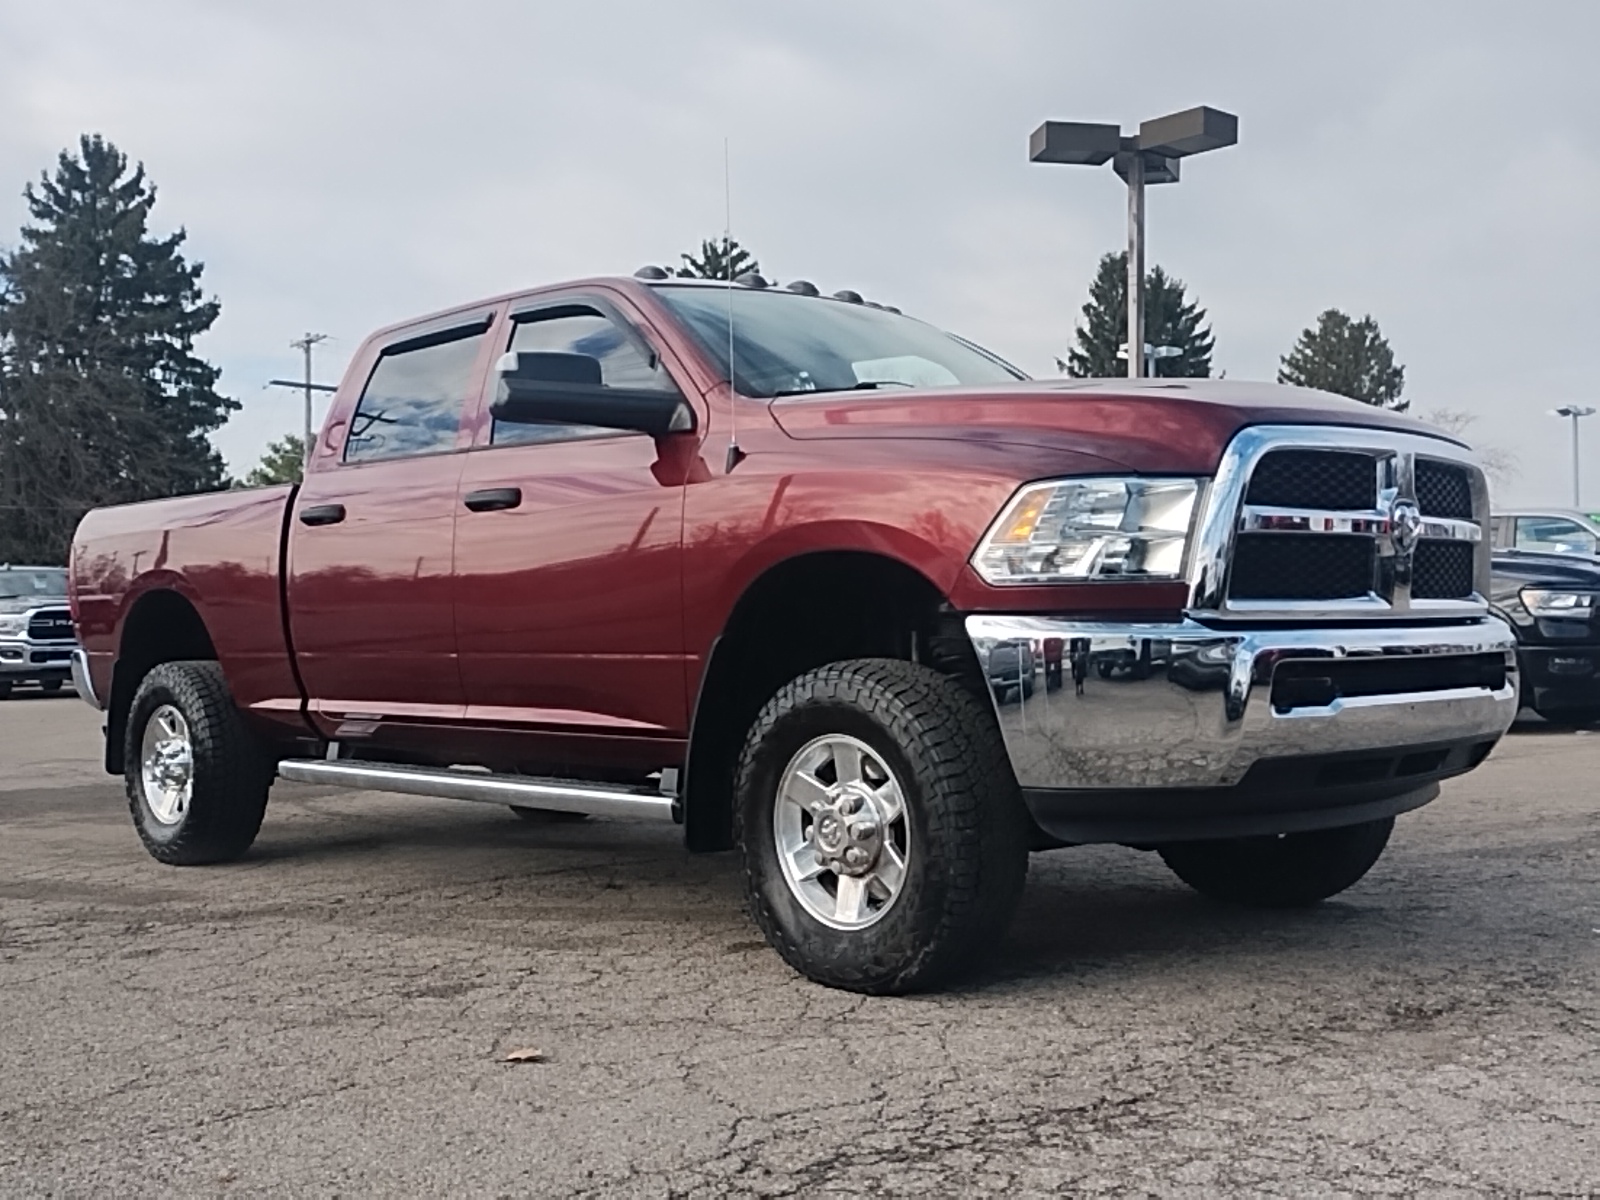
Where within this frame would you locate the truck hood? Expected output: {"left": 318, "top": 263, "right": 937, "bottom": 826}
{"left": 0, "top": 595, "right": 67, "bottom": 615}
{"left": 769, "top": 379, "right": 1452, "bottom": 475}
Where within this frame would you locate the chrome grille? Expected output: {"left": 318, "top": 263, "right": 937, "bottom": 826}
{"left": 1187, "top": 426, "right": 1488, "bottom": 621}
{"left": 27, "top": 608, "right": 74, "bottom": 641}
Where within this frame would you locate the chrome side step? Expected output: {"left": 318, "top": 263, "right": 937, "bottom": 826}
{"left": 275, "top": 759, "right": 677, "bottom": 822}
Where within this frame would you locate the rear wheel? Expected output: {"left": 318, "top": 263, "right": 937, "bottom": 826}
{"left": 1159, "top": 818, "right": 1394, "bottom": 908}
{"left": 736, "top": 659, "right": 1028, "bottom": 994}
{"left": 125, "top": 661, "right": 272, "bottom": 865}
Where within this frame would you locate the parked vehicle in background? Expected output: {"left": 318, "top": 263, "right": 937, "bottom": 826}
{"left": 71, "top": 271, "right": 1519, "bottom": 994}
{"left": 978, "top": 636, "right": 1035, "bottom": 701}
{"left": 1490, "top": 509, "right": 1600, "bottom": 561}
{"left": 1490, "top": 550, "right": 1600, "bottom": 727}
{"left": 0, "top": 566, "right": 76, "bottom": 698}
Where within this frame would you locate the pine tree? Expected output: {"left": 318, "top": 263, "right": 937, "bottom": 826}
{"left": 1278, "top": 309, "right": 1406, "bottom": 410}
{"left": 242, "top": 434, "right": 305, "bottom": 487}
{"left": 0, "top": 135, "right": 235, "bottom": 564}
{"left": 1065, "top": 252, "right": 1214, "bottom": 378}
{"left": 675, "top": 236, "right": 760, "bottom": 281}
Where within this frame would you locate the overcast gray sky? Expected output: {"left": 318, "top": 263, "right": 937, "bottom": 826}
{"left": 4, "top": 0, "right": 1597, "bottom": 505}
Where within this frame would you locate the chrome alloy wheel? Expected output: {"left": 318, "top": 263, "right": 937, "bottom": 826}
{"left": 140, "top": 704, "right": 194, "bottom": 825}
{"left": 773, "top": 734, "right": 910, "bottom": 930}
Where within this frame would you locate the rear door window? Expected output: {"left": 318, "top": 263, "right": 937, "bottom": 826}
{"left": 345, "top": 325, "right": 487, "bottom": 463}
{"left": 491, "top": 307, "right": 674, "bottom": 447}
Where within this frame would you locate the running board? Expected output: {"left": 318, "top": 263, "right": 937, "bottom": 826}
{"left": 275, "top": 759, "right": 677, "bottom": 822}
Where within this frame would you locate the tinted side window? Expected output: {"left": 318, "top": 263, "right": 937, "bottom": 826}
{"left": 345, "top": 327, "right": 486, "bottom": 463}
{"left": 492, "top": 308, "right": 672, "bottom": 447}
{"left": 1514, "top": 517, "right": 1597, "bottom": 555}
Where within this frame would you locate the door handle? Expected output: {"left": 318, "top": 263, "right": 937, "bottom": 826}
{"left": 298, "top": 503, "right": 346, "bottom": 527}
{"left": 464, "top": 487, "right": 522, "bottom": 513}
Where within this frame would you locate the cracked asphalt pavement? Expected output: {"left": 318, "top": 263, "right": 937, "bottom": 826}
{"left": 2, "top": 693, "right": 1597, "bottom": 1196}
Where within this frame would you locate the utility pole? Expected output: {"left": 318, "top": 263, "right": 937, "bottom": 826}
{"left": 290, "top": 333, "right": 329, "bottom": 475}
{"left": 268, "top": 335, "right": 336, "bottom": 480}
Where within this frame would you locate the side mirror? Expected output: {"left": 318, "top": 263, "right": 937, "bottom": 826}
{"left": 491, "top": 351, "right": 694, "bottom": 438}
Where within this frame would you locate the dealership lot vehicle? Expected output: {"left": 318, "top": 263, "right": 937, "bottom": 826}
{"left": 71, "top": 275, "right": 1517, "bottom": 992}
{"left": 1491, "top": 550, "right": 1600, "bottom": 726}
{"left": 0, "top": 697, "right": 1595, "bottom": 1194}
{"left": 0, "top": 565, "right": 77, "bottom": 698}
{"left": 1491, "top": 508, "right": 1600, "bottom": 561}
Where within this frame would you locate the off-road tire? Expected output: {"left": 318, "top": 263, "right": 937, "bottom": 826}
{"left": 735, "top": 658, "right": 1029, "bottom": 994}
{"left": 1158, "top": 817, "right": 1394, "bottom": 908}
{"left": 125, "top": 661, "right": 272, "bottom": 866}
{"left": 509, "top": 805, "right": 590, "bottom": 824}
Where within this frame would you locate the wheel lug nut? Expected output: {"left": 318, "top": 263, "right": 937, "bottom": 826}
{"left": 844, "top": 847, "right": 868, "bottom": 868}
{"left": 850, "top": 821, "right": 877, "bottom": 841}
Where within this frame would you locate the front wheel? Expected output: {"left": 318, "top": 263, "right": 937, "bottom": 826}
{"left": 40, "top": 678, "right": 64, "bottom": 695}
{"left": 736, "top": 659, "right": 1029, "bottom": 994}
{"left": 125, "top": 661, "right": 272, "bottom": 865}
{"left": 1158, "top": 818, "right": 1394, "bottom": 908}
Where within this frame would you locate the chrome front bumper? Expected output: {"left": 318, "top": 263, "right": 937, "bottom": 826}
{"left": 966, "top": 615, "right": 1517, "bottom": 798}
{"left": 71, "top": 648, "right": 103, "bottom": 709}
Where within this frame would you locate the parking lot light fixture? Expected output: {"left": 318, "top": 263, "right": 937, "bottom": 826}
{"left": 1552, "top": 405, "right": 1597, "bottom": 506}
{"left": 1030, "top": 107, "right": 1238, "bottom": 380}
{"left": 1118, "top": 342, "right": 1184, "bottom": 377}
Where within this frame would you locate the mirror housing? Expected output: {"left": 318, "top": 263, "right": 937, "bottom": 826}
{"left": 490, "top": 352, "right": 694, "bottom": 437}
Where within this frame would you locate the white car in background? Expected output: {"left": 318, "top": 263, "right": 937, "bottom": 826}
{"left": 1490, "top": 510, "right": 1600, "bottom": 562}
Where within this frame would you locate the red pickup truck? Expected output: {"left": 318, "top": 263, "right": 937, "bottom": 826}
{"left": 70, "top": 271, "right": 1518, "bottom": 993}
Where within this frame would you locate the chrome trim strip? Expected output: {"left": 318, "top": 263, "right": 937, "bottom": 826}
{"left": 965, "top": 614, "right": 1516, "bottom": 792}
{"left": 1239, "top": 506, "right": 1481, "bottom": 542}
{"left": 276, "top": 759, "right": 678, "bottom": 820}
{"left": 1187, "top": 425, "right": 1490, "bottom": 622}
{"left": 70, "top": 648, "right": 103, "bottom": 711}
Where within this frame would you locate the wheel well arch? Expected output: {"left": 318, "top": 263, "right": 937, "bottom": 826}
{"left": 682, "top": 549, "right": 982, "bottom": 851}
{"left": 105, "top": 589, "right": 218, "bottom": 774}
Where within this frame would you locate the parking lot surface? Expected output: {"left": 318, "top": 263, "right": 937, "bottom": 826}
{"left": 1, "top": 692, "right": 1596, "bottom": 1196}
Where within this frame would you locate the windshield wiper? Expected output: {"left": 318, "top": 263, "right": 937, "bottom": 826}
{"left": 771, "top": 381, "right": 915, "bottom": 398}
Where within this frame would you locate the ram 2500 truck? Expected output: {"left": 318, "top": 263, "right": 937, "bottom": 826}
{"left": 1, "top": 565, "right": 77, "bottom": 697}
{"left": 70, "top": 272, "right": 1518, "bottom": 993}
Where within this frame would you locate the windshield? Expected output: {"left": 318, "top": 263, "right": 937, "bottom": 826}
{"left": 0, "top": 568, "right": 67, "bottom": 600}
{"left": 653, "top": 285, "right": 1027, "bottom": 398}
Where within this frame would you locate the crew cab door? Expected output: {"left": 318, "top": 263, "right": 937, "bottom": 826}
{"left": 287, "top": 312, "right": 497, "bottom": 742}
{"left": 451, "top": 295, "right": 699, "bottom": 770}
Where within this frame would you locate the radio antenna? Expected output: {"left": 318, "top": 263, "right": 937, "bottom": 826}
{"left": 723, "top": 137, "right": 744, "bottom": 474}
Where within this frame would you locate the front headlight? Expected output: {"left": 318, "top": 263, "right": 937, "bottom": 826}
{"left": 0, "top": 615, "right": 27, "bottom": 637}
{"left": 971, "top": 476, "right": 1200, "bottom": 585}
{"left": 1520, "top": 588, "right": 1599, "bottom": 618}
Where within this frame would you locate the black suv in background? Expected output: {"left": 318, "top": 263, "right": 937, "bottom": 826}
{"left": 0, "top": 565, "right": 76, "bottom": 698}
{"left": 1491, "top": 551, "right": 1600, "bottom": 726}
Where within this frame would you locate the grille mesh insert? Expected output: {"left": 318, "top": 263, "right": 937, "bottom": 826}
{"left": 1414, "top": 460, "right": 1474, "bottom": 520}
{"left": 1230, "top": 533, "right": 1375, "bottom": 601}
{"left": 1245, "top": 450, "right": 1376, "bottom": 511}
{"left": 1412, "top": 541, "right": 1475, "bottom": 599}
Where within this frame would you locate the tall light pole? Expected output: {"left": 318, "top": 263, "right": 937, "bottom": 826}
{"left": 1030, "top": 106, "right": 1238, "bottom": 378}
{"left": 1552, "top": 404, "right": 1596, "bottom": 507}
